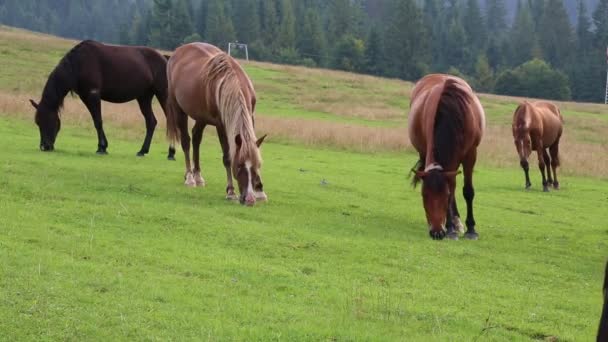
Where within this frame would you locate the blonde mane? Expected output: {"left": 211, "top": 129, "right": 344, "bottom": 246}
{"left": 201, "top": 53, "right": 261, "bottom": 168}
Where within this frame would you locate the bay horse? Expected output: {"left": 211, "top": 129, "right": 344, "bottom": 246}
{"left": 599, "top": 261, "right": 608, "bottom": 341}
{"left": 512, "top": 101, "right": 563, "bottom": 192}
{"left": 166, "top": 42, "right": 267, "bottom": 206}
{"left": 30, "top": 40, "right": 175, "bottom": 159}
{"left": 408, "top": 74, "right": 485, "bottom": 240}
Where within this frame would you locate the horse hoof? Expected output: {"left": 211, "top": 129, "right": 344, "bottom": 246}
{"left": 96, "top": 150, "right": 108, "bottom": 155}
{"left": 136, "top": 152, "right": 145, "bottom": 157}
{"left": 525, "top": 184, "right": 531, "bottom": 190}
{"left": 453, "top": 217, "right": 465, "bottom": 234}
{"left": 553, "top": 183, "right": 560, "bottom": 190}
{"left": 195, "top": 180, "right": 206, "bottom": 187}
{"left": 226, "top": 193, "right": 238, "bottom": 201}
{"left": 543, "top": 187, "right": 550, "bottom": 192}
{"left": 429, "top": 230, "right": 446, "bottom": 240}
{"left": 464, "top": 232, "right": 479, "bottom": 240}
{"left": 447, "top": 232, "right": 459, "bottom": 240}
{"left": 167, "top": 156, "right": 176, "bottom": 161}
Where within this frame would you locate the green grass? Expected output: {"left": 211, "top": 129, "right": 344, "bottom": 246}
{"left": 1, "top": 117, "right": 605, "bottom": 340}
{"left": 0, "top": 26, "right": 606, "bottom": 340}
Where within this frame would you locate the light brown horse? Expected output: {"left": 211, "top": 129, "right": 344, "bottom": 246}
{"left": 166, "top": 43, "right": 267, "bottom": 206}
{"left": 512, "top": 101, "right": 563, "bottom": 192}
{"left": 408, "top": 74, "right": 485, "bottom": 240}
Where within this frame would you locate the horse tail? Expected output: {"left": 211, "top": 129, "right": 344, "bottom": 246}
{"left": 163, "top": 55, "right": 182, "bottom": 145}
{"left": 165, "top": 91, "right": 181, "bottom": 144}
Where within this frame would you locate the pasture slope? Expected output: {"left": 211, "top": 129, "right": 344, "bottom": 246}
{"left": 0, "top": 26, "right": 607, "bottom": 340}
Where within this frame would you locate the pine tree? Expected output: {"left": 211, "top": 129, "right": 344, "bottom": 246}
{"left": 383, "top": 0, "right": 429, "bottom": 80}
{"left": 364, "top": 25, "right": 385, "bottom": 76}
{"left": 464, "top": 0, "right": 486, "bottom": 54}
{"left": 171, "top": 0, "right": 195, "bottom": 47}
{"left": 486, "top": 0, "right": 507, "bottom": 37}
{"left": 538, "top": 0, "right": 573, "bottom": 68}
{"left": 205, "top": 0, "right": 236, "bottom": 47}
{"left": 570, "top": 0, "right": 602, "bottom": 101}
{"left": 149, "top": 0, "right": 173, "bottom": 49}
{"left": 233, "top": 0, "right": 260, "bottom": 44}
{"left": 509, "top": 0, "right": 536, "bottom": 66}
{"left": 593, "top": 0, "right": 608, "bottom": 48}
{"left": 260, "top": 0, "right": 280, "bottom": 54}
{"left": 444, "top": 17, "right": 471, "bottom": 72}
{"left": 297, "top": 8, "right": 326, "bottom": 66}
{"left": 328, "top": 0, "right": 353, "bottom": 42}
{"left": 277, "top": 0, "right": 296, "bottom": 50}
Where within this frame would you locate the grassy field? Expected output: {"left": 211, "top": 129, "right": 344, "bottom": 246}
{"left": 0, "top": 26, "right": 607, "bottom": 340}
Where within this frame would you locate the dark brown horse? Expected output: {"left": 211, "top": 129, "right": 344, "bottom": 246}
{"left": 30, "top": 40, "right": 175, "bottom": 158}
{"left": 599, "top": 261, "right": 608, "bottom": 341}
{"left": 512, "top": 101, "right": 563, "bottom": 192}
{"left": 408, "top": 74, "right": 485, "bottom": 240}
{"left": 166, "top": 42, "right": 267, "bottom": 206}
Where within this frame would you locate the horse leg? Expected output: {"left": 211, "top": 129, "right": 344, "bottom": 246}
{"left": 535, "top": 141, "right": 549, "bottom": 192}
{"left": 136, "top": 95, "right": 157, "bottom": 157}
{"left": 217, "top": 126, "right": 237, "bottom": 200}
{"left": 549, "top": 142, "right": 560, "bottom": 189}
{"left": 451, "top": 198, "right": 464, "bottom": 234}
{"left": 191, "top": 121, "right": 206, "bottom": 187}
{"left": 462, "top": 150, "right": 478, "bottom": 240}
{"left": 154, "top": 83, "right": 176, "bottom": 160}
{"left": 543, "top": 148, "right": 553, "bottom": 185}
{"left": 79, "top": 92, "right": 108, "bottom": 154}
{"left": 445, "top": 189, "right": 459, "bottom": 240}
{"left": 176, "top": 109, "right": 194, "bottom": 187}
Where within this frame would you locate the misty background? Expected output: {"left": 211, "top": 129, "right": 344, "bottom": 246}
{"left": 0, "top": 0, "right": 607, "bottom": 102}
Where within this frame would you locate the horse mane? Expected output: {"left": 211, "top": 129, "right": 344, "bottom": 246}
{"left": 202, "top": 53, "right": 260, "bottom": 167}
{"left": 432, "top": 79, "right": 468, "bottom": 168}
{"left": 39, "top": 40, "right": 88, "bottom": 114}
{"left": 513, "top": 102, "right": 531, "bottom": 130}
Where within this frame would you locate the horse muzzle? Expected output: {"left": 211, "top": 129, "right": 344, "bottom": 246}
{"left": 240, "top": 192, "right": 256, "bottom": 207}
{"left": 40, "top": 143, "right": 54, "bottom": 152}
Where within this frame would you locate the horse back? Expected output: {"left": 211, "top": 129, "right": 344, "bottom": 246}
{"left": 72, "top": 41, "right": 166, "bottom": 102}
{"left": 409, "top": 74, "right": 484, "bottom": 159}
{"left": 168, "top": 43, "right": 255, "bottom": 124}
{"left": 533, "top": 101, "right": 563, "bottom": 146}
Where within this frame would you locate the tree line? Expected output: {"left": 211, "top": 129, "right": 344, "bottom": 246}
{"left": 1, "top": 0, "right": 608, "bottom": 102}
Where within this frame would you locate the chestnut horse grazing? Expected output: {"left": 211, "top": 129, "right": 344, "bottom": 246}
{"left": 166, "top": 43, "right": 267, "bottom": 206}
{"left": 30, "top": 40, "right": 175, "bottom": 158}
{"left": 599, "top": 261, "right": 608, "bottom": 341}
{"left": 512, "top": 101, "right": 563, "bottom": 192}
{"left": 408, "top": 74, "right": 485, "bottom": 240}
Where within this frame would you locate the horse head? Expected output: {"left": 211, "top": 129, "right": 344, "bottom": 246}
{"left": 232, "top": 134, "right": 267, "bottom": 206}
{"left": 513, "top": 125, "right": 532, "bottom": 170}
{"left": 30, "top": 99, "right": 61, "bottom": 151}
{"left": 415, "top": 164, "right": 460, "bottom": 240}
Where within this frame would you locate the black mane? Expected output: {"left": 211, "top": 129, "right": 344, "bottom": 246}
{"left": 39, "top": 40, "right": 91, "bottom": 113}
{"left": 433, "top": 80, "right": 468, "bottom": 168}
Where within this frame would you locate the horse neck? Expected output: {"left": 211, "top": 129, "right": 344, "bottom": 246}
{"left": 39, "top": 68, "right": 73, "bottom": 113}
{"left": 219, "top": 76, "right": 258, "bottom": 165}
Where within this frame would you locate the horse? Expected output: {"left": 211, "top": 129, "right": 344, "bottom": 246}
{"left": 29, "top": 40, "right": 175, "bottom": 159}
{"left": 165, "top": 42, "right": 267, "bottom": 206}
{"left": 511, "top": 101, "right": 563, "bottom": 192}
{"left": 599, "top": 261, "right": 608, "bottom": 341}
{"left": 408, "top": 74, "right": 485, "bottom": 240}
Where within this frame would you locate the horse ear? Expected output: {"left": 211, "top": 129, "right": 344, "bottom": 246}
{"left": 29, "top": 99, "right": 39, "bottom": 110}
{"left": 256, "top": 134, "right": 267, "bottom": 147}
{"left": 235, "top": 134, "right": 243, "bottom": 149}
